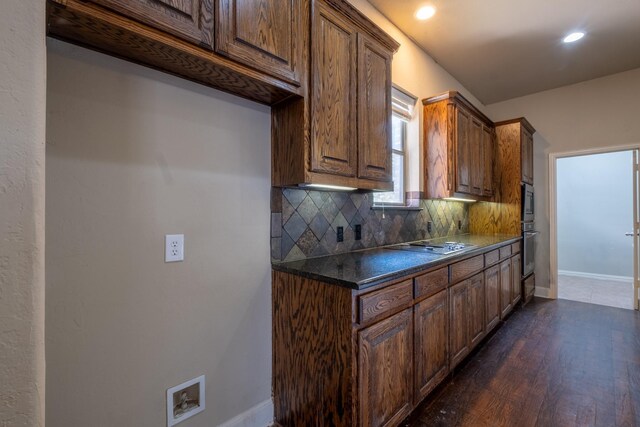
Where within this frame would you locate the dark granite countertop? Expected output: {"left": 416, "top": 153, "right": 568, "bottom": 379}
{"left": 271, "top": 234, "right": 521, "bottom": 290}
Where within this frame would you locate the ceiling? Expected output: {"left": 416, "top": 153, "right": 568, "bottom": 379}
{"left": 367, "top": 0, "right": 640, "bottom": 104}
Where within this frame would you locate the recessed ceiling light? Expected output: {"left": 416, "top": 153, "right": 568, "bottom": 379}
{"left": 415, "top": 5, "right": 436, "bottom": 20}
{"left": 563, "top": 32, "right": 585, "bottom": 43}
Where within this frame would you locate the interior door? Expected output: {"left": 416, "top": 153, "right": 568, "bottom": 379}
{"left": 633, "top": 150, "right": 640, "bottom": 310}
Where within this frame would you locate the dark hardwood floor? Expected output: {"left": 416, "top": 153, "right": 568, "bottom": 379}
{"left": 406, "top": 298, "right": 640, "bottom": 427}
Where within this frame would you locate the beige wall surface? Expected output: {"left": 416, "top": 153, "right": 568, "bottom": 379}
{"left": 46, "top": 40, "right": 271, "bottom": 426}
{"left": 486, "top": 67, "right": 640, "bottom": 294}
{"left": 0, "top": 1, "right": 46, "bottom": 426}
{"left": 349, "top": 0, "right": 489, "bottom": 192}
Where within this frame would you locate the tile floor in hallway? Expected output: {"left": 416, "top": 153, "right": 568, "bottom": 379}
{"left": 558, "top": 273, "right": 633, "bottom": 310}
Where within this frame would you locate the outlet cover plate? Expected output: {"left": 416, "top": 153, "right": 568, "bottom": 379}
{"left": 165, "top": 234, "right": 184, "bottom": 262}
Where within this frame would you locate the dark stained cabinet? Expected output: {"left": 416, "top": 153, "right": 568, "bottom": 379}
{"left": 521, "top": 128, "right": 534, "bottom": 184}
{"left": 468, "top": 273, "right": 485, "bottom": 349}
{"left": 484, "top": 264, "right": 500, "bottom": 332}
{"left": 272, "top": 0, "right": 399, "bottom": 191}
{"left": 455, "top": 107, "right": 472, "bottom": 194}
{"left": 500, "top": 259, "right": 512, "bottom": 319}
{"left": 216, "top": 0, "right": 303, "bottom": 85}
{"left": 423, "top": 91, "right": 495, "bottom": 200}
{"left": 414, "top": 290, "right": 449, "bottom": 404}
{"left": 359, "top": 308, "right": 413, "bottom": 427}
{"left": 310, "top": 2, "right": 358, "bottom": 177}
{"left": 357, "top": 34, "right": 392, "bottom": 182}
{"left": 482, "top": 125, "right": 495, "bottom": 197}
{"left": 511, "top": 253, "right": 522, "bottom": 306}
{"left": 87, "top": 0, "right": 214, "bottom": 47}
{"left": 449, "top": 280, "right": 470, "bottom": 368}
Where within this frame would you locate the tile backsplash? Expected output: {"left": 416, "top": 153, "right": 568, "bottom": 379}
{"left": 271, "top": 188, "right": 469, "bottom": 262}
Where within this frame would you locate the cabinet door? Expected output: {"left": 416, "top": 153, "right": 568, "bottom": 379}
{"left": 310, "top": 3, "right": 358, "bottom": 177}
{"left": 468, "top": 273, "right": 485, "bottom": 349}
{"left": 469, "top": 117, "right": 483, "bottom": 195}
{"left": 359, "top": 308, "right": 413, "bottom": 427}
{"left": 216, "top": 0, "right": 301, "bottom": 85}
{"left": 414, "top": 290, "right": 449, "bottom": 404}
{"left": 449, "top": 280, "right": 469, "bottom": 368}
{"left": 499, "top": 259, "right": 512, "bottom": 319}
{"left": 484, "top": 264, "right": 500, "bottom": 332}
{"left": 455, "top": 107, "right": 472, "bottom": 194}
{"left": 88, "top": 0, "right": 214, "bottom": 47}
{"left": 482, "top": 126, "right": 495, "bottom": 197}
{"left": 521, "top": 129, "right": 534, "bottom": 184}
{"left": 357, "top": 34, "right": 392, "bottom": 182}
{"left": 511, "top": 254, "right": 522, "bottom": 306}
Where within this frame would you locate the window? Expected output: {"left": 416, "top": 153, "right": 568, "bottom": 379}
{"left": 374, "top": 86, "right": 417, "bottom": 206}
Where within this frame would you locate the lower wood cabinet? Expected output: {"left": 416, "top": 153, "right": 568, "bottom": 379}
{"left": 273, "top": 241, "right": 522, "bottom": 426}
{"left": 511, "top": 253, "right": 522, "bottom": 306}
{"left": 485, "top": 264, "right": 500, "bottom": 332}
{"left": 359, "top": 308, "right": 414, "bottom": 427}
{"left": 414, "top": 290, "right": 449, "bottom": 404}
{"left": 468, "top": 273, "right": 486, "bottom": 349}
{"left": 500, "top": 259, "right": 512, "bottom": 319}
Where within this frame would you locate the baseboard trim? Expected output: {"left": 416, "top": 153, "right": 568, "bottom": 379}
{"left": 218, "top": 399, "right": 273, "bottom": 427}
{"left": 558, "top": 270, "right": 633, "bottom": 283}
{"left": 534, "top": 287, "right": 553, "bottom": 299}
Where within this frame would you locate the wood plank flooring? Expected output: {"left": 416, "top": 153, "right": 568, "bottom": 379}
{"left": 406, "top": 298, "right": 640, "bottom": 427}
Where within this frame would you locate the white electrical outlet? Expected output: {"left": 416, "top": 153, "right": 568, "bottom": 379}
{"left": 165, "top": 234, "right": 184, "bottom": 262}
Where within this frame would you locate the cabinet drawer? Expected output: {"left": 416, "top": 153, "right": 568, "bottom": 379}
{"left": 511, "top": 242, "right": 520, "bottom": 254}
{"left": 359, "top": 280, "right": 413, "bottom": 324}
{"left": 499, "top": 245, "right": 512, "bottom": 259}
{"left": 484, "top": 250, "right": 500, "bottom": 267}
{"left": 449, "top": 255, "right": 484, "bottom": 284}
{"left": 414, "top": 267, "right": 448, "bottom": 300}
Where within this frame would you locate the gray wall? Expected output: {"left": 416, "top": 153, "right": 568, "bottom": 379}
{"left": 557, "top": 151, "right": 633, "bottom": 277}
{"left": 486, "top": 67, "right": 640, "bottom": 294}
{"left": 46, "top": 40, "right": 271, "bottom": 427}
{"left": 0, "top": 1, "right": 46, "bottom": 426}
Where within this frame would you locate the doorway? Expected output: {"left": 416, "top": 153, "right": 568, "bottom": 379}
{"left": 552, "top": 149, "right": 637, "bottom": 310}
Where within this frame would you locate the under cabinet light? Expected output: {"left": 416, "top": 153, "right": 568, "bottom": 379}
{"left": 300, "top": 184, "right": 357, "bottom": 191}
{"left": 443, "top": 197, "right": 477, "bottom": 203}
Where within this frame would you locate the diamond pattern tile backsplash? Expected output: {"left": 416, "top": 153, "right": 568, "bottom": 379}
{"left": 271, "top": 188, "right": 469, "bottom": 262}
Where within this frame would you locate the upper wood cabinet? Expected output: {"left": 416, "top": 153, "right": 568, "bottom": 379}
{"left": 272, "top": 0, "right": 399, "bottom": 191}
{"left": 86, "top": 0, "right": 215, "bottom": 47}
{"left": 423, "top": 91, "right": 495, "bottom": 200}
{"left": 494, "top": 117, "right": 536, "bottom": 185}
{"left": 521, "top": 127, "right": 534, "bottom": 184}
{"left": 47, "top": 0, "right": 305, "bottom": 105}
{"left": 216, "top": 0, "right": 303, "bottom": 85}
{"left": 359, "top": 308, "right": 413, "bottom": 427}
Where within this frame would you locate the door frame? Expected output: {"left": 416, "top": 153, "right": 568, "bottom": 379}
{"left": 549, "top": 144, "right": 640, "bottom": 304}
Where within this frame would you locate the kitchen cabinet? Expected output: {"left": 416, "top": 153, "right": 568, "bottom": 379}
{"left": 500, "top": 259, "right": 512, "bottom": 319}
{"left": 414, "top": 289, "right": 449, "bottom": 404}
{"left": 272, "top": 239, "right": 521, "bottom": 426}
{"left": 216, "top": 0, "right": 303, "bottom": 85}
{"left": 468, "top": 273, "right": 486, "bottom": 349}
{"left": 272, "top": 0, "right": 399, "bottom": 191}
{"left": 423, "top": 91, "right": 495, "bottom": 200}
{"left": 511, "top": 253, "right": 522, "bottom": 306}
{"left": 521, "top": 128, "right": 534, "bottom": 184}
{"left": 86, "top": 0, "right": 215, "bottom": 47}
{"left": 484, "top": 264, "right": 500, "bottom": 332}
{"left": 47, "top": 0, "right": 304, "bottom": 105}
{"left": 359, "top": 308, "right": 413, "bottom": 427}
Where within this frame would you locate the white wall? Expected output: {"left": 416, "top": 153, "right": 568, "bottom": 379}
{"left": 486, "top": 67, "right": 640, "bottom": 294}
{"left": 0, "top": 1, "right": 46, "bottom": 426}
{"left": 557, "top": 151, "right": 633, "bottom": 277}
{"left": 46, "top": 40, "right": 272, "bottom": 427}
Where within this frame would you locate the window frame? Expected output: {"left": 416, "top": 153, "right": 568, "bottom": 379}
{"left": 373, "top": 85, "right": 417, "bottom": 207}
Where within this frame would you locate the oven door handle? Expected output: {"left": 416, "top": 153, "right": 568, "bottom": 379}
{"left": 524, "top": 231, "right": 540, "bottom": 237}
